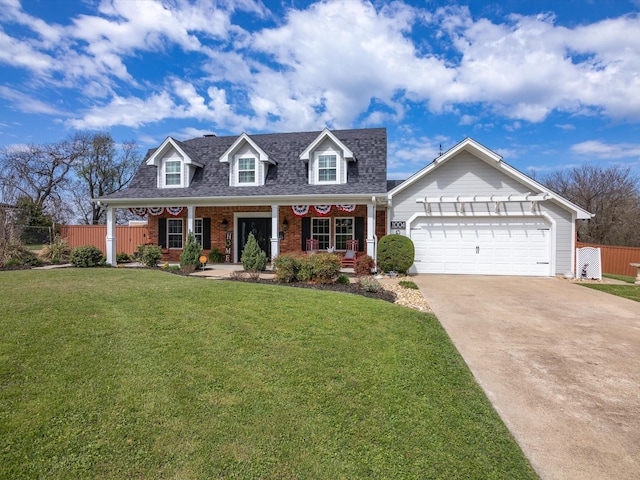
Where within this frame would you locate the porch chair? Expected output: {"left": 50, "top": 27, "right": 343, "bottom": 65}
{"left": 341, "top": 239, "right": 359, "bottom": 268}
{"left": 306, "top": 238, "right": 319, "bottom": 254}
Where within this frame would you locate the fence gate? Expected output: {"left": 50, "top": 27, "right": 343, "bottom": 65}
{"left": 576, "top": 246, "right": 602, "bottom": 280}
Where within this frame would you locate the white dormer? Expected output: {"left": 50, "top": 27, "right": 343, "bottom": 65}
{"left": 299, "top": 128, "right": 355, "bottom": 185}
{"left": 146, "top": 137, "right": 203, "bottom": 188}
{"left": 219, "top": 133, "right": 275, "bottom": 187}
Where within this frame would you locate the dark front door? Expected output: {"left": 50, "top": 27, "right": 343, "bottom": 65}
{"left": 238, "top": 217, "right": 271, "bottom": 260}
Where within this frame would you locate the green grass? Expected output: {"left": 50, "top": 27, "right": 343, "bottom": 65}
{"left": 581, "top": 283, "right": 640, "bottom": 302}
{"left": 0, "top": 269, "right": 537, "bottom": 479}
{"left": 603, "top": 273, "right": 636, "bottom": 284}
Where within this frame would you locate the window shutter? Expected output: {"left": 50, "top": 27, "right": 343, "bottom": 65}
{"left": 158, "top": 218, "right": 167, "bottom": 248}
{"left": 202, "top": 218, "right": 211, "bottom": 249}
{"left": 301, "top": 217, "right": 311, "bottom": 250}
{"left": 355, "top": 217, "right": 365, "bottom": 252}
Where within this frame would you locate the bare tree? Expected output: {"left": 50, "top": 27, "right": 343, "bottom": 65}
{"left": 538, "top": 164, "right": 640, "bottom": 246}
{"left": 0, "top": 134, "right": 90, "bottom": 222}
{"left": 71, "top": 132, "right": 140, "bottom": 224}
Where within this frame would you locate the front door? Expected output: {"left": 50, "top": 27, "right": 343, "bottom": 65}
{"left": 238, "top": 217, "right": 271, "bottom": 260}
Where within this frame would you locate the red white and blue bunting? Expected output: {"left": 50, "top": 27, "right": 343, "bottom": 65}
{"left": 128, "top": 206, "right": 185, "bottom": 217}
{"left": 165, "top": 206, "right": 183, "bottom": 216}
{"left": 336, "top": 204, "right": 356, "bottom": 212}
{"left": 291, "top": 204, "right": 358, "bottom": 216}
{"left": 291, "top": 205, "right": 310, "bottom": 216}
{"left": 129, "top": 207, "right": 148, "bottom": 216}
{"left": 313, "top": 205, "right": 332, "bottom": 216}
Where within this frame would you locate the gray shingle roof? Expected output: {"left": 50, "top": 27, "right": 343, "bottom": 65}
{"left": 100, "top": 128, "right": 387, "bottom": 201}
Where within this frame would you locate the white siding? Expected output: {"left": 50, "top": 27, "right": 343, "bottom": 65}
{"left": 390, "top": 152, "right": 576, "bottom": 276}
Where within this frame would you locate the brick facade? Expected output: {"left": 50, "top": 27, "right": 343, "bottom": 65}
{"left": 148, "top": 204, "right": 387, "bottom": 262}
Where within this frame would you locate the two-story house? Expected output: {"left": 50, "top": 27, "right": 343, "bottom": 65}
{"left": 97, "top": 128, "right": 592, "bottom": 277}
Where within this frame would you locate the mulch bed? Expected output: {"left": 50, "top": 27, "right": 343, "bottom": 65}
{"left": 229, "top": 276, "right": 397, "bottom": 303}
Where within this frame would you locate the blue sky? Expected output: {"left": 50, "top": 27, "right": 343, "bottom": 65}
{"left": 1, "top": 0, "right": 640, "bottom": 180}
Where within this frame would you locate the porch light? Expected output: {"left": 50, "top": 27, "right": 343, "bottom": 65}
{"left": 221, "top": 218, "right": 228, "bottom": 230}
{"left": 282, "top": 218, "right": 289, "bottom": 231}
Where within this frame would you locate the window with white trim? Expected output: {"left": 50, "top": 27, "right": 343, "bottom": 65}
{"left": 334, "top": 217, "right": 354, "bottom": 250}
{"left": 194, "top": 218, "right": 203, "bottom": 247}
{"left": 312, "top": 218, "right": 330, "bottom": 249}
{"left": 167, "top": 218, "right": 183, "bottom": 249}
{"left": 164, "top": 160, "right": 182, "bottom": 186}
{"left": 317, "top": 154, "right": 337, "bottom": 182}
{"left": 237, "top": 157, "right": 256, "bottom": 184}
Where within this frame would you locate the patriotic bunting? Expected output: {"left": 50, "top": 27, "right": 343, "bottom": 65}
{"left": 165, "top": 206, "right": 184, "bottom": 216}
{"left": 291, "top": 205, "right": 310, "bottom": 216}
{"left": 147, "top": 206, "right": 165, "bottom": 216}
{"left": 129, "top": 207, "right": 147, "bottom": 216}
{"left": 313, "top": 205, "right": 332, "bottom": 215}
{"left": 336, "top": 204, "right": 356, "bottom": 212}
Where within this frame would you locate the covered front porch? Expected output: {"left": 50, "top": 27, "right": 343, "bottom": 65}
{"left": 103, "top": 199, "right": 387, "bottom": 266}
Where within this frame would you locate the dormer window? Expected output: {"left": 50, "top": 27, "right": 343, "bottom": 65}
{"left": 164, "top": 160, "right": 182, "bottom": 186}
{"left": 300, "top": 128, "right": 355, "bottom": 186}
{"left": 238, "top": 157, "right": 256, "bottom": 184}
{"left": 318, "top": 154, "right": 337, "bottom": 182}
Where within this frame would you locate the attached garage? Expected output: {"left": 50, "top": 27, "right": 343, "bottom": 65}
{"left": 410, "top": 218, "right": 551, "bottom": 276}
{"left": 387, "top": 138, "right": 592, "bottom": 277}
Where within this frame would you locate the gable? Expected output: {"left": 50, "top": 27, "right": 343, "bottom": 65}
{"left": 389, "top": 137, "right": 591, "bottom": 220}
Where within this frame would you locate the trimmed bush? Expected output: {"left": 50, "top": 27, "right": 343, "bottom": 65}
{"left": 398, "top": 280, "right": 419, "bottom": 290}
{"left": 70, "top": 245, "right": 104, "bottom": 267}
{"left": 335, "top": 274, "right": 351, "bottom": 285}
{"left": 136, "top": 244, "right": 162, "bottom": 268}
{"left": 273, "top": 253, "right": 301, "bottom": 283}
{"left": 208, "top": 247, "right": 223, "bottom": 263}
{"left": 180, "top": 232, "right": 203, "bottom": 269}
{"left": 377, "top": 234, "right": 415, "bottom": 274}
{"left": 358, "top": 276, "right": 381, "bottom": 293}
{"left": 354, "top": 254, "right": 376, "bottom": 276}
{"left": 116, "top": 252, "right": 131, "bottom": 263}
{"left": 241, "top": 233, "right": 268, "bottom": 272}
{"left": 300, "top": 253, "right": 342, "bottom": 284}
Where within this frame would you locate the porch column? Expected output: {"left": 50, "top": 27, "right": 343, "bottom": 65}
{"left": 106, "top": 207, "right": 117, "bottom": 266}
{"left": 367, "top": 202, "right": 376, "bottom": 260}
{"left": 270, "top": 204, "right": 280, "bottom": 260}
{"left": 187, "top": 206, "right": 195, "bottom": 233}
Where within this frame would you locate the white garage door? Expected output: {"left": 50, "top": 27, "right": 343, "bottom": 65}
{"left": 410, "top": 218, "right": 551, "bottom": 276}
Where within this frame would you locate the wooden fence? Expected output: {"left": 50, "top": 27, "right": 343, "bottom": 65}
{"left": 576, "top": 242, "right": 640, "bottom": 277}
{"left": 59, "top": 225, "right": 150, "bottom": 256}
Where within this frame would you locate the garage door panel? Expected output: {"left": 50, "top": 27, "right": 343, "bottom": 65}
{"left": 410, "top": 218, "right": 551, "bottom": 276}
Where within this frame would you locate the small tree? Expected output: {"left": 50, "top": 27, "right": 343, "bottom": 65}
{"left": 377, "top": 234, "right": 415, "bottom": 274}
{"left": 241, "top": 233, "right": 268, "bottom": 272}
{"left": 180, "top": 232, "right": 203, "bottom": 270}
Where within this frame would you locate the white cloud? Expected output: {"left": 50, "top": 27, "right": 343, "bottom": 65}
{"left": 0, "top": 86, "right": 66, "bottom": 115}
{"left": 571, "top": 140, "right": 640, "bottom": 160}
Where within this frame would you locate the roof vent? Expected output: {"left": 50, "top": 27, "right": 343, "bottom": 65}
{"left": 203, "top": 134, "right": 216, "bottom": 137}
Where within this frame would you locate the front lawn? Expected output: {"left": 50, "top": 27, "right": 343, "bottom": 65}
{"left": 0, "top": 269, "right": 537, "bottom": 479}
{"left": 581, "top": 283, "right": 640, "bottom": 302}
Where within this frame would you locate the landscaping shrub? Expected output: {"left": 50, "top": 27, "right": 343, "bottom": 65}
{"left": 208, "top": 247, "right": 223, "bottom": 263}
{"left": 116, "top": 252, "right": 131, "bottom": 263}
{"left": 2, "top": 243, "right": 42, "bottom": 267}
{"left": 299, "top": 253, "right": 341, "bottom": 284}
{"left": 377, "top": 234, "right": 415, "bottom": 274}
{"left": 241, "top": 233, "right": 267, "bottom": 272}
{"left": 399, "top": 280, "right": 419, "bottom": 290}
{"left": 358, "top": 276, "right": 381, "bottom": 293}
{"left": 180, "top": 232, "right": 203, "bottom": 269}
{"left": 273, "top": 253, "right": 301, "bottom": 283}
{"left": 136, "top": 244, "right": 162, "bottom": 267}
{"left": 40, "top": 235, "right": 71, "bottom": 263}
{"left": 336, "top": 273, "right": 351, "bottom": 285}
{"left": 70, "top": 245, "right": 104, "bottom": 267}
{"left": 354, "top": 254, "right": 376, "bottom": 276}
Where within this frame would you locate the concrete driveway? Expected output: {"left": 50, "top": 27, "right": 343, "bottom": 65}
{"left": 413, "top": 275, "right": 640, "bottom": 480}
